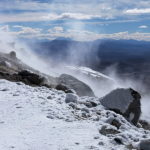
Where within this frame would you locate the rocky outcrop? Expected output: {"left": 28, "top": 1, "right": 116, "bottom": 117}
{"left": 58, "top": 74, "right": 95, "bottom": 97}
{"left": 100, "top": 88, "right": 141, "bottom": 125}
{"left": 18, "top": 70, "right": 45, "bottom": 85}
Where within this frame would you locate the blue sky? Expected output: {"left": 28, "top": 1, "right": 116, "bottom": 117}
{"left": 0, "top": 0, "right": 150, "bottom": 41}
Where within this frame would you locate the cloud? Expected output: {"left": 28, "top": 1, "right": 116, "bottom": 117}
{"left": 0, "top": 12, "right": 103, "bottom": 23}
{"left": 48, "top": 26, "right": 64, "bottom": 33}
{"left": 13, "top": 25, "right": 42, "bottom": 34}
{"left": 2, "top": 24, "right": 150, "bottom": 41}
{"left": 0, "top": 25, "right": 9, "bottom": 32}
{"left": 125, "top": 8, "right": 150, "bottom": 15}
{"left": 138, "top": 25, "right": 148, "bottom": 29}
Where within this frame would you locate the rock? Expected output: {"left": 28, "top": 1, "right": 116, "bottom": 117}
{"left": 55, "top": 84, "right": 75, "bottom": 94}
{"left": 110, "top": 119, "right": 122, "bottom": 129}
{"left": 84, "top": 101, "right": 97, "bottom": 108}
{"left": 139, "top": 120, "right": 150, "bottom": 130}
{"left": 114, "top": 137, "right": 123, "bottom": 145}
{"left": 101, "top": 88, "right": 141, "bottom": 125}
{"left": 99, "top": 125, "right": 120, "bottom": 135}
{"left": 58, "top": 74, "right": 95, "bottom": 97}
{"left": 65, "top": 93, "right": 78, "bottom": 103}
{"left": 9, "top": 51, "right": 16, "bottom": 59}
{"left": 18, "top": 70, "right": 45, "bottom": 85}
{"left": 138, "top": 139, "right": 150, "bottom": 150}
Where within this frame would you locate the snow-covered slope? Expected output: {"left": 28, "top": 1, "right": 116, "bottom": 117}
{"left": 0, "top": 79, "right": 149, "bottom": 150}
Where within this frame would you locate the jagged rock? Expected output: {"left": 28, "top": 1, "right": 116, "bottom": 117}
{"left": 65, "top": 93, "right": 78, "bottom": 103}
{"left": 58, "top": 74, "right": 95, "bottom": 97}
{"left": 138, "top": 139, "right": 150, "bottom": 150}
{"left": 101, "top": 88, "right": 141, "bottom": 125}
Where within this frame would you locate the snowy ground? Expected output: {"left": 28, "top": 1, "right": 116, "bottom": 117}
{"left": 0, "top": 79, "right": 149, "bottom": 150}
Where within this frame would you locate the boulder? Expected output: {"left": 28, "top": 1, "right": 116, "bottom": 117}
{"left": 9, "top": 51, "right": 16, "bottom": 59}
{"left": 65, "top": 93, "right": 78, "bottom": 103}
{"left": 138, "top": 139, "right": 150, "bottom": 150}
{"left": 101, "top": 88, "right": 141, "bottom": 125}
{"left": 58, "top": 74, "right": 95, "bottom": 97}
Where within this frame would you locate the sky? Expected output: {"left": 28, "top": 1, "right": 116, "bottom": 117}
{"left": 0, "top": 0, "right": 150, "bottom": 41}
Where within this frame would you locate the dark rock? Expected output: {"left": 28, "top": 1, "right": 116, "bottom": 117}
{"left": 99, "top": 125, "right": 120, "bottom": 135}
{"left": 65, "top": 93, "right": 78, "bottom": 103}
{"left": 114, "top": 137, "right": 123, "bottom": 145}
{"left": 111, "top": 119, "right": 122, "bottom": 129}
{"left": 101, "top": 88, "right": 141, "bottom": 125}
{"left": 9, "top": 51, "right": 16, "bottom": 59}
{"left": 58, "top": 74, "right": 95, "bottom": 97}
{"left": 18, "top": 70, "right": 45, "bottom": 85}
{"left": 55, "top": 84, "right": 75, "bottom": 94}
{"left": 138, "top": 139, "right": 150, "bottom": 150}
{"left": 139, "top": 120, "right": 150, "bottom": 130}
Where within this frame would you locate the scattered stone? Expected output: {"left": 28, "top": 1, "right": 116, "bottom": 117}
{"left": 68, "top": 103, "right": 77, "bottom": 109}
{"left": 47, "top": 96, "right": 52, "bottom": 99}
{"left": 110, "top": 119, "right": 122, "bottom": 129}
{"left": 16, "top": 106, "right": 22, "bottom": 109}
{"left": 99, "top": 125, "right": 120, "bottom": 135}
{"left": 81, "top": 108, "right": 90, "bottom": 113}
{"left": 114, "top": 137, "right": 123, "bottom": 145}
{"left": 101, "top": 88, "right": 141, "bottom": 125}
{"left": 1, "top": 88, "right": 9, "bottom": 91}
{"left": 98, "top": 141, "right": 104, "bottom": 145}
{"left": 65, "top": 93, "right": 78, "bottom": 103}
{"left": 46, "top": 115, "right": 54, "bottom": 119}
{"left": 13, "top": 94, "right": 19, "bottom": 96}
{"left": 94, "top": 136, "right": 99, "bottom": 139}
{"left": 138, "top": 139, "right": 150, "bottom": 150}
{"left": 56, "top": 84, "right": 73, "bottom": 93}
{"left": 75, "top": 142, "right": 80, "bottom": 145}
{"left": 139, "top": 120, "right": 150, "bottom": 130}
{"left": 84, "top": 101, "right": 97, "bottom": 108}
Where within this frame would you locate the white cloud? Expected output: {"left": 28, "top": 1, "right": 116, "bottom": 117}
{"left": 48, "top": 26, "right": 64, "bottom": 33}
{"left": 0, "top": 12, "right": 103, "bottom": 23}
{"left": 0, "top": 25, "right": 9, "bottom": 32}
{"left": 138, "top": 25, "right": 148, "bottom": 29}
{"left": 125, "top": 8, "right": 150, "bottom": 14}
{"left": 15, "top": 26, "right": 42, "bottom": 34}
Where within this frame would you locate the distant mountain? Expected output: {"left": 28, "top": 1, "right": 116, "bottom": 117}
{"left": 28, "top": 39, "right": 150, "bottom": 89}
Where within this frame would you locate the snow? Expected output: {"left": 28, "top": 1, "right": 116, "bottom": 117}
{"left": 66, "top": 66, "right": 114, "bottom": 81}
{"left": 0, "top": 79, "right": 149, "bottom": 150}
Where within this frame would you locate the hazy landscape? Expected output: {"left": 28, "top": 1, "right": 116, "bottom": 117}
{"left": 0, "top": 0, "right": 150, "bottom": 150}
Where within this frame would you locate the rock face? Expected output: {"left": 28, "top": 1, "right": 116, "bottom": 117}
{"left": 58, "top": 74, "right": 95, "bottom": 97}
{"left": 101, "top": 88, "right": 141, "bottom": 125}
{"left": 18, "top": 70, "right": 45, "bottom": 86}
